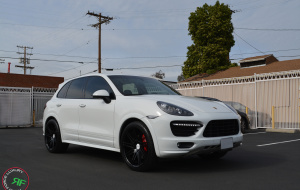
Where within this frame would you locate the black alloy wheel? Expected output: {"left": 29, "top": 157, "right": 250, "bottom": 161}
{"left": 120, "top": 121, "right": 157, "bottom": 172}
{"left": 45, "top": 119, "right": 69, "bottom": 153}
{"left": 241, "top": 118, "right": 248, "bottom": 133}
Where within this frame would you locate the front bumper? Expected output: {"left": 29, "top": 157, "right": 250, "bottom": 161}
{"left": 148, "top": 112, "right": 243, "bottom": 158}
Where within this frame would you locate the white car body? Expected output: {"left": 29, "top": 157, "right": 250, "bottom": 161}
{"left": 43, "top": 74, "right": 243, "bottom": 170}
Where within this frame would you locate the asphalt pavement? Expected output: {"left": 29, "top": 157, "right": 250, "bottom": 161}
{"left": 1, "top": 127, "right": 300, "bottom": 190}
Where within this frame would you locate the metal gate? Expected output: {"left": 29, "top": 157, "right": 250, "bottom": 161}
{"left": 0, "top": 87, "right": 56, "bottom": 127}
{"left": 0, "top": 87, "right": 31, "bottom": 126}
{"left": 32, "top": 88, "right": 56, "bottom": 124}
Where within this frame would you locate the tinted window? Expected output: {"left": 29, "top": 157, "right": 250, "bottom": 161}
{"left": 84, "top": 76, "right": 114, "bottom": 99}
{"left": 108, "top": 75, "right": 180, "bottom": 96}
{"left": 57, "top": 82, "right": 71, "bottom": 98}
{"left": 65, "top": 78, "right": 87, "bottom": 99}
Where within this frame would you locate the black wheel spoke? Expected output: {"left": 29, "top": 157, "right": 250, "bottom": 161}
{"left": 139, "top": 149, "right": 146, "bottom": 158}
{"left": 125, "top": 149, "right": 134, "bottom": 157}
{"left": 122, "top": 142, "right": 135, "bottom": 149}
{"left": 126, "top": 133, "right": 135, "bottom": 144}
{"left": 132, "top": 152, "right": 137, "bottom": 162}
{"left": 136, "top": 151, "right": 141, "bottom": 165}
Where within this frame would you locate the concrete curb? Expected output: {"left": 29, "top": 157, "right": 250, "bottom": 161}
{"left": 266, "top": 128, "right": 300, "bottom": 134}
{"left": 0, "top": 124, "right": 42, "bottom": 129}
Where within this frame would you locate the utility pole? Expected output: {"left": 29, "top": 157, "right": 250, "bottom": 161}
{"left": 86, "top": 11, "right": 113, "bottom": 73}
{"left": 16, "top": 46, "right": 34, "bottom": 75}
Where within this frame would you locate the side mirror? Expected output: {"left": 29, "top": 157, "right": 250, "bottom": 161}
{"left": 93, "top": 90, "right": 111, "bottom": 104}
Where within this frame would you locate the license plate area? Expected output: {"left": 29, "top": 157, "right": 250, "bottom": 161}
{"left": 221, "top": 138, "right": 233, "bottom": 150}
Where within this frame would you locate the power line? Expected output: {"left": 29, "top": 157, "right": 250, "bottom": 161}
{"left": 230, "top": 48, "right": 300, "bottom": 56}
{"left": 48, "top": 62, "right": 95, "bottom": 76}
{"left": 0, "top": 22, "right": 93, "bottom": 30}
{"left": 0, "top": 56, "right": 96, "bottom": 64}
{"left": 233, "top": 31, "right": 265, "bottom": 54}
{"left": 103, "top": 55, "right": 185, "bottom": 60}
{"left": 230, "top": 54, "right": 300, "bottom": 60}
{"left": 235, "top": 27, "right": 300, "bottom": 31}
{"left": 3, "top": 22, "right": 300, "bottom": 32}
{"left": 104, "top": 64, "right": 183, "bottom": 70}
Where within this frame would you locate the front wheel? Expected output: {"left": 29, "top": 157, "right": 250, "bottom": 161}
{"left": 120, "top": 121, "right": 157, "bottom": 172}
{"left": 44, "top": 119, "right": 69, "bottom": 153}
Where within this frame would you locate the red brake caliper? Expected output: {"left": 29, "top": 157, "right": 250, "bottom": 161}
{"left": 142, "top": 134, "right": 147, "bottom": 151}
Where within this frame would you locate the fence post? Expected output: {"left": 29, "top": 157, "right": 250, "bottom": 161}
{"left": 254, "top": 73, "right": 258, "bottom": 129}
{"left": 272, "top": 106, "right": 275, "bottom": 129}
{"left": 33, "top": 110, "right": 35, "bottom": 127}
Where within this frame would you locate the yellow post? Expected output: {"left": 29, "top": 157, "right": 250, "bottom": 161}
{"left": 33, "top": 110, "right": 35, "bottom": 127}
{"left": 246, "top": 107, "right": 248, "bottom": 115}
{"left": 272, "top": 106, "right": 275, "bottom": 129}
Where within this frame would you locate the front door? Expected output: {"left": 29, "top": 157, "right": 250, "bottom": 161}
{"left": 78, "top": 76, "right": 116, "bottom": 148}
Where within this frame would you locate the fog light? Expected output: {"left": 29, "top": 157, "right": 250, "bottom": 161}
{"left": 177, "top": 142, "right": 194, "bottom": 148}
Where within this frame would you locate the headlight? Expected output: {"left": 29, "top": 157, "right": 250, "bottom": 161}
{"left": 224, "top": 103, "right": 238, "bottom": 115}
{"left": 157, "top": 101, "right": 194, "bottom": 116}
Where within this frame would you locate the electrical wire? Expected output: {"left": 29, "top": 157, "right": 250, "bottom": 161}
{"left": 107, "top": 64, "right": 183, "bottom": 70}
{"left": 233, "top": 31, "right": 265, "bottom": 54}
{"left": 0, "top": 56, "right": 96, "bottom": 64}
{"left": 235, "top": 27, "right": 300, "bottom": 31}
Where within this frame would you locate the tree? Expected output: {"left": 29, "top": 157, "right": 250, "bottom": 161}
{"left": 177, "top": 73, "right": 185, "bottom": 82}
{"left": 182, "top": 1, "right": 235, "bottom": 79}
{"left": 151, "top": 70, "right": 165, "bottom": 79}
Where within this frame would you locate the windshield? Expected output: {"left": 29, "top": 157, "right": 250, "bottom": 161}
{"left": 108, "top": 75, "right": 180, "bottom": 96}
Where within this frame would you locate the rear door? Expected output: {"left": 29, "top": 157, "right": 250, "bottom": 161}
{"left": 56, "top": 77, "right": 87, "bottom": 141}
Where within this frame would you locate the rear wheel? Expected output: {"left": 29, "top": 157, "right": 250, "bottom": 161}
{"left": 45, "top": 119, "right": 69, "bottom": 153}
{"left": 120, "top": 121, "right": 157, "bottom": 171}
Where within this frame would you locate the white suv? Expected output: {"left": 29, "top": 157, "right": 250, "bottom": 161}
{"left": 43, "top": 74, "right": 243, "bottom": 171}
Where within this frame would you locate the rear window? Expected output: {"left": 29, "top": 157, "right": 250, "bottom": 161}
{"left": 57, "top": 82, "right": 71, "bottom": 98}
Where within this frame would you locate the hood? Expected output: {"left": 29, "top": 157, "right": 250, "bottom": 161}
{"left": 134, "top": 95, "right": 232, "bottom": 113}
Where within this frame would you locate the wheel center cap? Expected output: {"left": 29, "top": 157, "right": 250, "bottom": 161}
{"left": 136, "top": 144, "right": 140, "bottom": 150}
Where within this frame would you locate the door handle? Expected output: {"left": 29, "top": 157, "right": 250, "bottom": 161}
{"left": 56, "top": 104, "right": 62, "bottom": 107}
{"left": 79, "top": 104, "right": 86, "bottom": 108}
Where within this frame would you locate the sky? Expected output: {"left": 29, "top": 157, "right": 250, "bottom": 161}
{"left": 0, "top": 0, "right": 299, "bottom": 81}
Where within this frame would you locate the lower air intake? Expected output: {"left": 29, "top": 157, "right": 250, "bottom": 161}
{"left": 203, "top": 119, "right": 239, "bottom": 137}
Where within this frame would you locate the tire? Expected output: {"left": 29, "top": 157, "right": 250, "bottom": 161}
{"left": 120, "top": 121, "right": 157, "bottom": 172}
{"left": 198, "top": 151, "right": 228, "bottom": 160}
{"left": 241, "top": 118, "right": 248, "bottom": 133}
{"left": 44, "top": 119, "right": 69, "bottom": 153}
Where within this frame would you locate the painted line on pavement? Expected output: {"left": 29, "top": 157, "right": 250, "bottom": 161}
{"left": 257, "top": 139, "right": 300, "bottom": 147}
{"left": 244, "top": 132, "right": 267, "bottom": 135}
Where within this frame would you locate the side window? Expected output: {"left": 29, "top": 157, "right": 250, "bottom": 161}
{"left": 84, "top": 76, "right": 114, "bottom": 99}
{"left": 57, "top": 82, "right": 71, "bottom": 98}
{"left": 122, "top": 83, "right": 138, "bottom": 95}
{"left": 65, "top": 78, "right": 87, "bottom": 99}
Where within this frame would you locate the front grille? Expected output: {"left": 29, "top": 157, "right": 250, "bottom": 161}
{"left": 203, "top": 119, "right": 239, "bottom": 137}
{"left": 170, "top": 121, "right": 203, "bottom": 137}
